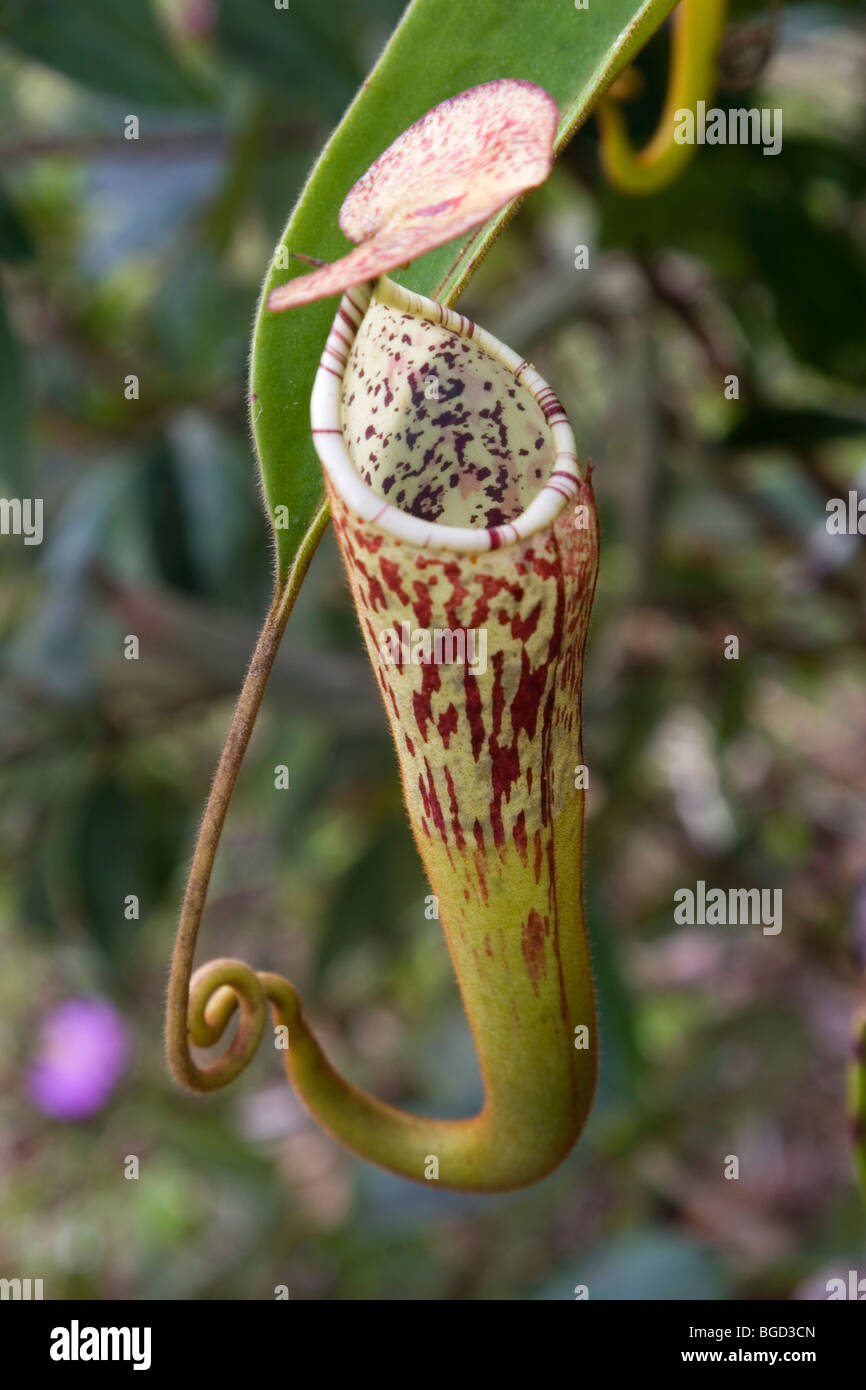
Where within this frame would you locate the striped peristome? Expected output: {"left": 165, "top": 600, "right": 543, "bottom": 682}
{"left": 312, "top": 279, "right": 582, "bottom": 552}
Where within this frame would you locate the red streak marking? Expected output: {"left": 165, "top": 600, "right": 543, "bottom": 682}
{"left": 410, "top": 196, "right": 462, "bottom": 218}
{"left": 497, "top": 927, "right": 510, "bottom": 974}
{"left": 513, "top": 811, "right": 528, "bottom": 866}
{"left": 412, "top": 662, "right": 441, "bottom": 742}
{"left": 521, "top": 909, "right": 550, "bottom": 991}
{"left": 468, "top": 574, "right": 523, "bottom": 629}
{"left": 441, "top": 563, "right": 470, "bottom": 629}
{"left": 411, "top": 579, "right": 432, "bottom": 629}
{"left": 546, "top": 836, "right": 571, "bottom": 1026}
{"left": 353, "top": 555, "right": 386, "bottom": 610}
{"left": 471, "top": 819, "right": 488, "bottom": 901}
{"left": 421, "top": 758, "right": 450, "bottom": 857}
{"left": 489, "top": 799, "right": 505, "bottom": 849}
{"left": 511, "top": 649, "right": 549, "bottom": 743}
{"left": 437, "top": 703, "right": 458, "bottom": 749}
{"left": 379, "top": 557, "right": 410, "bottom": 603}
{"left": 538, "top": 685, "right": 557, "bottom": 829}
{"left": 443, "top": 766, "right": 465, "bottom": 850}
{"left": 510, "top": 602, "right": 541, "bottom": 644}
{"left": 464, "top": 668, "right": 485, "bottom": 763}
{"left": 487, "top": 649, "right": 521, "bottom": 844}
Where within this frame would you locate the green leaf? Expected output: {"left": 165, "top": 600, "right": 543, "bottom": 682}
{"left": 139, "top": 440, "right": 201, "bottom": 597}
{"left": 723, "top": 406, "right": 866, "bottom": 452}
{"left": 0, "top": 0, "right": 211, "bottom": 107}
{"left": 73, "top": 774, "right": 187, "bottom": 966}
{"left": 0, "top": 184, "right": 35, "bottom": 261}
{"left": 745, "top": 192, "right": 866, "bottom": 385}
{"left": 250, "top": 0, "right": 679, "bottom": 583}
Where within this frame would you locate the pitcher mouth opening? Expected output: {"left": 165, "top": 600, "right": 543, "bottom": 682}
{"left": 311, "top": 277, "right": 583, "bottom": 554}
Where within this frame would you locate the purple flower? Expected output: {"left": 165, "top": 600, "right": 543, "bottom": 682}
{"left": 28, "top": 998, "right": 129, "bottom": 1121}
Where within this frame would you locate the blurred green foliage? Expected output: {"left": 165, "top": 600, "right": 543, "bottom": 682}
{"left": 0, "top": 0, "right": 865, "bottom": 1300}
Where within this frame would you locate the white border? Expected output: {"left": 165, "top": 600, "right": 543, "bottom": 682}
{"left": 310, "top": 276, "right": 582, "bottom": 554}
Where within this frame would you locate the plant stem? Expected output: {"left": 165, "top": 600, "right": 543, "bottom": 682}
{"left": 165, "top": 503, "right": 329, "bottom": 1090}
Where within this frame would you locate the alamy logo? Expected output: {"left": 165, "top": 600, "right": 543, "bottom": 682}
{"left": 0, "top": 1276, "right": 43, "bottom": 1299}
{"left": 0, "top": 497, "right": 43, "bottom": 545}
{"left": 826, "top": 1270, "right": 866, "bottom": 1300}
{"left": 674, "top": 101, "right": 783, "bottom": 157}
{"left": 826, "top": 492, "right": 866, "bottom": 535}
{"left": 674, "top": 880, "right": 783, "bottom": 935}
{"left": 378, "top": 621, "right": 488, "bottom": 675}
{"left": 50, "top": 1320, "right": 152, "bottom": 1371}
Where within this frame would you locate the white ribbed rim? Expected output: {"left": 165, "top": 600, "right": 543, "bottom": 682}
{"left": 310, "top": 276, "right": 582, "bottom": 553}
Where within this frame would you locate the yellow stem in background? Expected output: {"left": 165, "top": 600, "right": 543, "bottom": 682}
{"left": 597, "top": 0, "right": 728, "bottom": 195}
{"left": 849, "top": 1006, "right": 866, "bottom": 1205}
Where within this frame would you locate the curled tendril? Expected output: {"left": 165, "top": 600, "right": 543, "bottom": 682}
{"left": 165, "top": 562, "right": 322, "bottom": 1100}
{"left": 597, "top": 0, "right": 728, "bottom": 196}
{"left": 181, "top": 958, "right": 301, "bottom": 1091}
{"left": 187, "top": 960, "right": 267, "bottom": 1088}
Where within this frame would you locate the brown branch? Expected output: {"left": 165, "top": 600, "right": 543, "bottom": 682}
{"left": 0, "top": 123, "right": 318, "bottom": 167}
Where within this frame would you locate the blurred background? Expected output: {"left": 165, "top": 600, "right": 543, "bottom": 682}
{"left": 1, "top": 0, "right": 865, "bottom": 1301}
